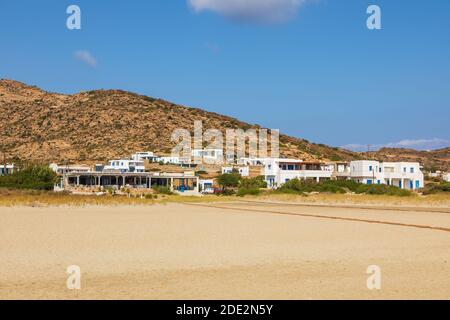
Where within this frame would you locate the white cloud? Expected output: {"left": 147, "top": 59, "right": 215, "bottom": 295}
{"left": 74, "top": 50, "right": 97, "bottom": 68}
{"left": 188, "top": 0, "right": 308, "bottom": 24}
{"left": 341, "top": 138, "right": 450, "bottom": 152}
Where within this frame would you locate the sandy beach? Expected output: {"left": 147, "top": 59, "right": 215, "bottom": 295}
{"left": 1, "top": 202, "right": 450, "bottom": 299}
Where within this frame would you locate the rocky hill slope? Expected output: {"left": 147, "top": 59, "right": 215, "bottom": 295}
{"left": 366, "top": 147, "right": 450, "bottom": 171}
{"left": 0, "top": 79, "right": 356, "bottom": 164}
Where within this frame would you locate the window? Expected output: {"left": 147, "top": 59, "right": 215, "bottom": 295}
{"left": 403, "top": 167, "right": 407, "bottom": 173}
{"left": 369, "top": 166, "right": 373, "bottom": 171}
{"left": 268, "top": 165, "right": 272, "bottom": 170}
{"left": 379, "top": 167, "right": 382, "bottom": 173}
{"left": 410, "top": 168, "right": 414, "bottom": 173}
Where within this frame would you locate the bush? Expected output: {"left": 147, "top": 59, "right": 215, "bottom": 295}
{"left": 276, "top": 178, "right": 412, "bottom": 196}
{"left": 240, "top": 176, "right": 267, "bottom": 189}
{"left": 152, "top": 185, "right": 174, "bottom": 195}
{"left": 237, "top": 187, "right": 261, "bottom": 197}
{"left": 278, "top": 179, "right": 346, "bottom": 194}
{"left": 216, "top": 173, "right": 240, "bottom": 188}
{"left": 354, "top": 184, "right": 412, "bottom": 196}
{"left": 0, "top": 165, "right": 58, "bottom": 190}
{"left": 422, "top": 182, "right": 450, "bottom": 195}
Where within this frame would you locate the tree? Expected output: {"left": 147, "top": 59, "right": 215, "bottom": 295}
{"left": 216, "top": 173, "right": 240, "bottom": 189}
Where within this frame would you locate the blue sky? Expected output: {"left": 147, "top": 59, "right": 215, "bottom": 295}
{"left": 1, "top": 0, "right": 449, "bottom": 151}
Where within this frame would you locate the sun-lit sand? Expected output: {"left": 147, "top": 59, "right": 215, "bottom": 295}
{"left": 1, "top": 202, "right": 450, "bottom": 299}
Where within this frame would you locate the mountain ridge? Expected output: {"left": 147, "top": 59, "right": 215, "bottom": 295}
{"left": 0, "top": 79, "right": 448, "bottom": 171}
{"left": 0, "top": 79, "right": 356, "bottom": 164}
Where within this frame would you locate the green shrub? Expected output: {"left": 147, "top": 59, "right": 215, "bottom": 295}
{"left": 0, "top": 165, "right": 58, "bottom": 190}
{"left": 237, "top": 187, "right": 261, "bottom": 197}
{"left": 152, "top": 185, "right": 174, "bottom": 195}
{"left": 240, "top": 176, "right": 267, "bottom": 189}
{"left": 278, "top": 179, "right": 345, "bottom": 194}
{"left": 354, "top": 184, "right": 412, "bottom": 196}
{"left": 276, "top": 178, "right": 412, "bottom": 196}
{"left": 221, "top": 189, "right": 236, "bottom": 196}
{"left": 216, "top": 173, "right": 240, "bottom": 188}
{"left": 422, "top": 182, "right": 450, "bottom": 195}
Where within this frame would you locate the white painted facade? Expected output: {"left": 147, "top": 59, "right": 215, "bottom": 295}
{"left": 239, "top": 158, "right": 333, "bottom": 188}
{"left": 131, "top": 151, "right": 158, "bottom": 162}
{"left": 192, "top": 149, "right": 224, "bottom": 163}
{"left": 349, "top": 160, "right": 424, "bottom": 190}
{"left": 444, "top": 173, "right": 450, "bottom": 182}
{"left": 221, "top": 166, "right": 250, "bottom": 177}
{"left": 0, "top": 164, "right": 15, "bottom": 175}
{"left": 156, "top": 156, "right": 181, "bottom": 165}
{"left": 49, "top": 163, "right": 91, "bottom": 175}
{"left": 103, "top": 159, "right": 145, "bottom": 173}
{"left": 199, "top": 179, "right": 215, "bottom": 194}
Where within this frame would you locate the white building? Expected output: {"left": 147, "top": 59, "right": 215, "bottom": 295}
{"left": 199, "top": 179, "right": 214, "bottom": 194}
{"left": 239, "top": 158, "right": 333, "bottom": 188}
{"left": 49, "top": 163, "right": 91, "bottom": 175}
{"left": 0, "top": 164, "right": 15, "bottom": 176}
{"left": 156, "top": 156, "right": 180, "bottom": 165}
{"left": 192, "top": 149, "right": 224, "bottom": 163}
{"left": 443, "top": 173, "right": 450, "bottom": 182}
{"left": 349, "top": 160, "right": 424, "bottom": 190}
{"left": 131, "top": 151, "right": 158, "bottom": 163}
{"left": 428, "top": 171, "right": 442, "bottom": 178}
{"left": 221, "top": 166, "right": 250, "bottom": 177}
{"left": 103, "top": 159, "right": 145, "bottom": 173}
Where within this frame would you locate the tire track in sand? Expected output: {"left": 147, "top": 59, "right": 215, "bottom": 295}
{"left": 183, "top": 202, "right": 450, "bottom": 233}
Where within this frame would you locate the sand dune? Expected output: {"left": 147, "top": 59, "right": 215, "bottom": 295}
{"left": 1, "top": 202, "right": 450, "bottom": 299}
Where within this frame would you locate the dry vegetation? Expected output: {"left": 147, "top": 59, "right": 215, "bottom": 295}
{"left": 367, "top": 147, "right": 450, "bottom": 171}
{"left": 0, "top": 189, "right": 235, "bottom": 207}
{"left": 245, "top": 192, "right": 450, "bottom": 208}
{"left": 1, "top": 188, "right": 449, "bottom": 208}
{"left": 0, "top": 79, "right": 356, "bottom": 164}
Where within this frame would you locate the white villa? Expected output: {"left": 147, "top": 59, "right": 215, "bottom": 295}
{"left": 49, "top": 163, "right": 91, "bottom": 175}
{"left": 131, "top": 151, "right": 159, "bottom": 163}
{"left": 0, "top": 164, "right": 15, "bottom": 176}
{"left": 349, "top": 160, "right": 424, "bottom": 190}
{"left": 443, "top": 173, "right": 450, "bottom": 182}
{"left": 103, "top": 159, "right": 145, "bottom": 173}
{"left": 156, "top": 156, "right": 183, "bottom": 165}
{"left": 238, "top": 158, "right": 334, "bottom": 188}
{"left": 235, "top": 157, "right": 425, "bottom": 190}
{"left": 192, "top": 148, "right": 224, "bottom": 163}
{"left": 221, "top": 166, "right": 250, "bottom": 177}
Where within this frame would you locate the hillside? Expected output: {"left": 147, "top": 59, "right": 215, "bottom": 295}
{"left": 0, "top": 79, "right": 356, "bottom": 164}
{"left": 366, "top": 147, "right": 450, "bottom": 171}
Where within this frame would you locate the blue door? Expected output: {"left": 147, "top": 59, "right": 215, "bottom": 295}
{"left": 367, "top": 180, "right": 373, "bottom": 185}
{"left": 416, "top": 181, "right": 420, "bottom": 189}
{"left": 409, "top": 181, "right": 414, "bottom": 189}
{"left": 399, "top": 180, "right": 402, "bottom": 188}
